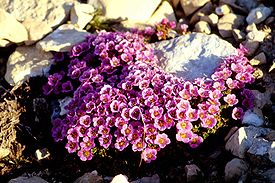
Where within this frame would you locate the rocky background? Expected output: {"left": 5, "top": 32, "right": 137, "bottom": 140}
{"left": 0, "top": 0, "right": 274, "bottom": 182}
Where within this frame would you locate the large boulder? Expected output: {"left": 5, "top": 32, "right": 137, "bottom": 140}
{"left": 152, "top": 33, "right": 237, "bottom": 81}
{"left": 5, "top": 46, "right": 52, "bottom": 85}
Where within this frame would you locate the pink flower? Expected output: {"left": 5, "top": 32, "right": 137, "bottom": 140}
{"left": 80, "top": 136, "right": 95, "bottom": 150}
{"left": 224, "top": 94, "right": 239, "bottom": 106}
{"left": 141, "top": 148, "right": 157, "bottom": 163}
{"left": 132, "top": 139, "right": 145, "bottom": 152}
{"left": 232, "top": 107, "right": 244, "bottom": 120}
{"left": 98, "top": 134, "right": 112, "bottom": 149}
{"left": 208, "top": 105, "right": 220, "bottom": 115}
{"left": 79, "top": 115, "right": 91, "bottom": 127}
{"left": 176, "top": 130, "right": 193, "bottom": 143}
{"left": 129, "top": 106, "right": 141, "bottom": 120}
{"left": 176, "top": 120, "right": 193, "bottom": 131}
{"left": 115, "top": 137, "right": 129, "bottom": 151}
{"left": 154, "top": 118, "right": 167, "bottom": 131}
{"left": 110, "top": 100, "right": 120, "bottom": 113}
{"left": 179, "top": 89, "right": 192, "bottom": 100}
{"left": 176, "top": 99, "right": 191, "bottom": 111}
{"left": 201, "top": 115, "right": 217, "bottom": 129}
{"left": 65, "top": 141, "right": 79, "bottom": 153}
{"left": 189, "top": 134, "right": 203, "bottom": 148}
{"left": 77, "top": 148, "right": 93, "bottom": 161}
{"left": 185, "top": 108, "right": 199, "bottom": 121}
{"left": 149, "top": 106, "right": 164, "bottom": 119}
{"left": 209, "top": 90, "right": 223, "bottom": 100}
{"left": 154, "top": 133, "right": 171, "bottom": 149}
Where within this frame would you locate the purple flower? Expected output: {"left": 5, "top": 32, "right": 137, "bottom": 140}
{"left": 77, "top": 148, "right": 93, "bottom": 161}
{"left": 149, "top": 106, "right": 164, "bottom": 119}
{"left": 67, "top": 128, "right": 80, "bottom": 142}
{"left": 164, "top": 113, "right": 175, "bottom": 129}
{"left": 189, "top": 134, "right": 203, "bottom": 148}
{"left": 87, "top": 127, "right": 98, "bottom": 138}
{"left": 121, "top": 108, "right": 130, "bottom": 120}
{"left": 129, "top": 106, "right": 141, "bottom": 120}
{"left": 154, "top": 118, "right": 167, "bottom": 131}
{"left": 61, "top": 81, "right": 73, "bottom": 93}
{"left": 121, "top": 53, "right": 133, "bottom": 63}
{"left": 141, "top": 148, "right": 157, "bottom": 163}
{"left": 65, "top": 141, "right": 79, "bottom": 153}
{"left": 110, "top": 100, "right": 120, "bottom": 113}
{"left": 154, "top": 133, "right": 171, "bottom": 148}
{"left": 115, "top": 137, "right": 129, "bottom": 151}
{"left": 224, "top": 94, "right": 239, "bottom": 106}
{"left": 71, "top": 42, "right": 89, "bottom": 57}
{"left": 232, "top": 107, "right": 244, "bottom": 120}
{"left": 98, "top": 134, "right": 112, "bottom": 149}
{"left": 132, "top": 140, "right": 145, "bottom": 152}
{"left": 80, "top": 136, "right": 95, "bottom": 150}
{"left": 242, "top": 98, "right": 254, "bottom": 110}
{"left": 79, "top": 115, "right": 91, "bottom": 127}
{"left": 98, "top": 125, "right": 110, "bottom": 136}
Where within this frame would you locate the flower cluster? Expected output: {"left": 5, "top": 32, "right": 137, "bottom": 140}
{"left": 44, "top": 29, "right": 254, "bottom": 163}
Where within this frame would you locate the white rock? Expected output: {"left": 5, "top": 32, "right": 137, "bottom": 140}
{"left": 5, "top": 46, "right": 52, "bottom": 86}
{"left": 185, "top": 164, "right": 202, "bottom": 182}
{"left": 131, "top": 174, "right": 160, "bottom": 183}
{"left": 194, "top": 21, "right": 211, "bottom": 34}
{"left": 147, "top": 1, "right": 176, "bottom": 26}
{"left": 225, "top": 126, "right": 270, "bottom": 158}
{"left": 215, "top": 4, "right": 231, "bottom": 15}
{"left": 0, "top": 39, "right": 12, "bottom": 47}
{"left": 8, "top": 176, "right": 49, "bottom": 183}
{"left": 111, "top": 174, "right": 129, "bottom": 183}
{"left": 70, "top": 3, "right": 96, "bottom": 29}
{"left": 0, "top": 148, "right": 10, "bottom": 159}
{"left": 74, "top": 171, "right": 103, "bottom": 183}
{"left": 35, "top": 148, "right": 50, "bottom": 161}
{"left": 246, "top": 6, "right": 273, "bottom": 24}
{"left": 242, "top": 110, "right": 264, "bottom": 127}
{"left": 152, "top": 33, "right": 237, "bottom": 81}
{"left": 224, "top": 158, "right": 249, "bottom": 182}
{"left": 246, "top": 23, "right": 258, "bottom": 33}
{"left": 0, "top": 9, "right": 28, "bottom": 43}
{"left": 36, "top": 24, "right": 91, "bottom": 52}
{"left": 217, "top": 13, "right": 245, "bottom": 38}
{"left": 0, "top": 0, "right": 74, "bottom": 44}
{"left": 200, "top": 13, "right": 219, "bottom": 26}
{"left": 268, "top": 142, "right": 275, "bottom": 163}
{"left": 100, "top": 0, "right": 161, "bottom": 22}
{"left": 180, "top": 0, "right": 211, "bottom": 16}
{"left": 246, "top": 30, "right": 268, "bottom": 42}
{"left": 250, "top": 52, "right": 266, "bottom": 65}
{"left": 59, "top": 97, "right": 72, "bottom": 116}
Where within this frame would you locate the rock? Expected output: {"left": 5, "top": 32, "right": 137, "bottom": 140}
{"left": 0, "top": 9, "right": 28, "bottom": 43}
{"left": 225, "top": 126, "right": 270, "bottom": 158}
{"left": 0, "top": 148, "right": 10, "bottom": 159}
{"left": 246, "top": 6, "right": 273, "bottom": 24}
{"left": 23, "top": 19, "right": 53, "bottom": 45}
{"left": 200, "top": 13, "right": 219, "bottom": 26}
{"left": 242, "top": 110, "right": 264, "bottom": 127}
{"left": 70, "top": 3, "right": 96, "bottom": 29}
{"left": 247, "top": 30, "right": 268, "bottom": 42}
{"left": 132, "top": 174, "right": 160, "bottom": 183}
{"left": 268, "top": 142, "right": 275, "bottom": 163}
{"left": 237, "top": 0, "right": 258, "bottom": 11}
{"left": 251, "top": 90, "right": 272, "bottom": 109}
{"left": 232, "top": 29, "right": 246, "bottom": 41}
{"left": 111, "top": 174, "right": 129, "bottom": 183}
{"left": 224, "top": 158, "right": 249, "bottom": 182}
{"left": 215, "top": 4, "right": 231, "bottom": 16}
{"left": 194, "top": 21, "right": 211, "bottom": 34}
{"left": 224, "top": 126, "right": 239, "bottom": 142}
{"left": 35, "top": 148, "right": 50, "bottom": 161}
{"left": 36, "top": 24, "right": 91, "bottom": 52}
{"left": 169, "top": 0, "right": 180, "bottom": 8}
{"left": 87, "top": 0, "right": 104, "bottom": 10}
{"left": 252, "top": 68, "right": 264, "bottom": 79}
{"left": 74, "top": 171, "right": 103, "bottom": 183}
{"left": 4, "top": 46, "right": 52, "bottom": 86}
{"left": 100, "top": 0, "right": 161, "bottom": 22}
{"left": 59, "top": 97, "right": 72, "bottom": 116}
{"left": 0, "top": 39, "right": 12, "bottom": 47}
{"left": 147, "top": 1, "right": 176, "bottom": 26}
{"left": 265, "top": 16, "right": 275, "bottom": 25}
{"left": 247, "top": 138, "right": 272, "bottom": 164}
{"left": 152, "top": 33, "right": 237, "bottom": 81}
{"left": 263, "top": 168, "right": 275, "bottom": 183}
{"left": 266, "top": 131, "right": 275, "bottom": 141}
{"left": 244, "top": 40, "right": 259, "bottom": 56}
{"left": 0, "top": 0, "right": 74, "bottom": 45}
{"left": 269, "top": 61, "right": 275, "bottom": 73}
{"left": 190, "top": 2, "right": 213, "bottom": 24}
{"left": 8, "top": 176, "right": 49, "bottom": 183}
{"left": 184, "top": 164, "right": 202, "bottom": 182}
{"left": 217, "top": 13, "right": 244, "bottom": 38}
{"left": 180, "top": 0, "right": 211, "bottom": 16}
{"left": 250, "top": 52, "right": 266, "bottom": 65}
{"left": 246, "top": 23, "right": 257, "bottom": 33}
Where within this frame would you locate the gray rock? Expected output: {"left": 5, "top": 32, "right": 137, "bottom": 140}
{"left": 152, "top": 33, "right": 237, "bottom": 81}
{"left": 8, "top": 176, "right": 48, "bottom": 183}
{"left": 215, "top": 4, "right": 231, "bottom": 16}
{"left": 131, "top": 174, "right": 160, "bottom": 183}
{"left": 224, "top": 158, "right": 249, "bottom": 182}
{"left": 74, "top": 171, "right": 103, "bottom": 183}
{"left": 225, "top": 126, "right": 270, "bottom": 158}
{"left": 251, "top": 90, "right": 272, "bottom": 109}
{"left": 0, "top": 0, "right": 74, "bottom": 44}
{"left": 190, "top": 2, "right": 213, "bottom": 25}
{"left": 242, "top": 110, "right": 264, "bottom": 127}
{"left": 237, "top": 0, "right": 258, "bottom": 11}
{"left": 232, "top": 29, "right": 246, "bottom": 41}
{"left": 70, "top": 3, "right": 96, "bottom": 29}
{"left": 36, "top": 24, "right": 91, "bottom": 52}
{"left": 200, "top": 13, "right": 219, "bottom": 26}
{"left": 194, "top": 21, "right": 211, "bottom": 34}
{"left": 247, "top": 138, "right": 271, "bottom": 163}
{"left": 0, "top": 9, "right": 28, "bottom": 43}
{"left": 263, "top": 168, "right": 275, "bottom": 183}
{"left": 217, "top": 13, "right": 245, "bottom": 38}
{"left": 4, "top": 46, "right": 52, "bottom": 86}
{"left": 246, "top": 6, "right": 273, "bottom": 24}
{"left": 180, "top": 0, "right": 211, "bottom": 16}
{"left": 185, "top": 164, "right": 202, "bottom": 182}
{"left": 244, "top": 40, "right": 259, "bottom": 56}
{"left": 111, "top": 174, "right": 129, "bottom": 183}
{"left": 59, "top": 97, "right": 72, "bottom": 116}
{"left": 250, "top": 52, "right": 266, "bottom": 66}
{"left": 268, "top": 142, "right": 275, "bottom": 163}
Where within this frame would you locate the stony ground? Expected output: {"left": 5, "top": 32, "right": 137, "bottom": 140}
{"left": 0, "top": 0, "right": 275, "bottom": 183}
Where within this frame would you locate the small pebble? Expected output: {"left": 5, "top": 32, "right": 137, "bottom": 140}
{"left": 246, "top": 6, "right": 273, "bottom": 24}
{"left": 215, "top": 4, "right": 231, "bottom": 16}
{"left": 232, "top": 29, "right": 246, "bottom": 41}
{"left": 194, "top": 21, "right": 211, "bottom": 34}
{"left": 250, "top": 52, "right": 266, "bottom": 65}
{"left": 200, "top": 13, "right": 219, "bottom": 26}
